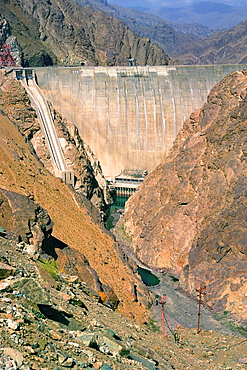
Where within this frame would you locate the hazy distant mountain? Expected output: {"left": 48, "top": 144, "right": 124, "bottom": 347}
{"left": 0, "top": 0, "right": 169, "bottom": 67}
{"left": 70, "top": 0, "right": 247, "bottom": 64}
{"left": 146, "top": 1, "right": 247, "bottom": 30}
{"left": 110, "top": 0, "right": 247, "bottom": 8}
{"left": 171, "top": 18, "right": 247, "bottom": 65}
{"left": 73, "top": 0, "right": 201, "bottom": 54}
{"left": 168, "top": 22, "right": 217, "bottom": 38}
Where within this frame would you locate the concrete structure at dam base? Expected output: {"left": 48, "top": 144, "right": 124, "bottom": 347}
{"left": 34, "top": 65, "right": 247, "bottom": 178}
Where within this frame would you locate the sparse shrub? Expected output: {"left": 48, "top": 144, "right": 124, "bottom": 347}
{"left": 38, "top": 257, "right": 58, "bottom": 279}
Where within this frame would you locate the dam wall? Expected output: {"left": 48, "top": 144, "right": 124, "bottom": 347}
{"left": 35, "top": 65, "right": 247, "bottom": 178}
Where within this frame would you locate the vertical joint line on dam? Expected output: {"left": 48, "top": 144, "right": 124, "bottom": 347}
{"left": 34, "top": 65, "right": 247, "bottom": 178}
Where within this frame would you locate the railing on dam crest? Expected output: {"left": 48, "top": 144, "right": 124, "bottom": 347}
{"left": 34, "top": 64, "right": 247, "bottom": 178}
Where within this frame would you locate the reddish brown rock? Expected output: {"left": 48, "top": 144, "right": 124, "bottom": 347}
{"left": 121, "top": 69, "right": 247, "bottom": 319}
{"left": 0, "top": 189, "right": 53, "bottom": 255}
{"left": 0, "top": 70, "right": 152, "bottom": 323}
{"left": 172, "top": 18, "right": 247, "bottom": 65}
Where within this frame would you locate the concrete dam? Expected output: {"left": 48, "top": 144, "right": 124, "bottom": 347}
{"left": 35, "top": 65, "right": 246, "bottom": 178}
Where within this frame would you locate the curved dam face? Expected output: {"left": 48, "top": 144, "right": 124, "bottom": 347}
{"left": 35, "top": 65, "right": 246, "bottom": 178}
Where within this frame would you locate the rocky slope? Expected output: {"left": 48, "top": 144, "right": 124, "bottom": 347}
{"left": 171, "top": 18, "right": 247, "bottom": 65}
{"left": 119, "top": 68, "right": 247, "bottom": 320}
{"left": 0, "top": 14, "right": 21, "bottom": 66}
{"left": 1, "top": 236, "right": 247, "bottom": 370}
{"left": 0, "top": 0, "right": 169, "bottom": 67}
{"left": 73, "top": 0, "right": 198, "bottom": 55}
{"left": 0, "top": 69, "right": 153, "bottom": 323}
{"left": 1, "top": 74, "right": 110, "bottom": 215}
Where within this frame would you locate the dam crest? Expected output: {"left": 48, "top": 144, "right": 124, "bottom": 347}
{"left": 35, "top": 65, "right": 247, "bottom": 178}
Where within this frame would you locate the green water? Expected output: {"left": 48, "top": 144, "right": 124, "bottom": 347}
{"left": 106, "top": 198, "right": 160, "bottom": 286}
{"left": 138, "top": 267, "right": 160, "bottom": 286}
{"left": 105, "top": 195, "right": 129, "bottom": 230}
{"left": 114, "top": 195, "right": 129, "bottom": 208}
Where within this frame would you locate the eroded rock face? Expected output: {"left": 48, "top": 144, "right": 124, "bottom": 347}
{"left": 0, "top": 72, "right": 110, "bottom": 215}
{"left": 121, "top": 69, "right": 247, "bottom": 318}
{"left": 3, "top": 0, "right": 169, "bottom": 67}
{"left": 0, "top": 189, "right": 53, "bottom": 256}
{"left": 0, "top": 15, "right": 21, "bottom": 66}
{"left": 172, "top": 18, "right": 247, "bottom": 65}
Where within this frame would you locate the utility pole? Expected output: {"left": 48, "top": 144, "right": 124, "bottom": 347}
{"left": 196, "top": 285, "right": 206, "bottom": 334}
{"left": 159, "top": 295, "right": 166, "bottom": 339}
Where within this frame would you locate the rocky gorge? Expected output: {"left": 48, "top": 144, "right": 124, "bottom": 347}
{"left": 0, "top": 69, "right": 153, "bottom": 323}
{"left": 119, "top": 68, "right": 247, "bottom": 323}
{"left": 0, "top": 0, "right": 246, "bottom": 368}
{"left": 0, "top": 57, "right": 247, "bottom": 370}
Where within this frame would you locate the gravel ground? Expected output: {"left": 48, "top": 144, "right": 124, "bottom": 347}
{"left": 149, "top": 274, "right": 243, "bottom": 337}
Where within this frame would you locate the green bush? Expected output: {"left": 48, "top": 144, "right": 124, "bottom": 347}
{"left": 38, "top": 258, "right": 58, "bottom": 279}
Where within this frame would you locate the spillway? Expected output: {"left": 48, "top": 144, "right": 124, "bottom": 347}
{"left": 35, "top": 65, "right": 247, "bottom": 178}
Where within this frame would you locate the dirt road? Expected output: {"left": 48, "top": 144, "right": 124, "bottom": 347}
{"left": 149, "top": 274, "right": 242, "bottom": 337}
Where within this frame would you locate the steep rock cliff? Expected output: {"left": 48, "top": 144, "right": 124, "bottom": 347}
{"left": 120, "top": 69, "right": 247, "bottom": 319}
{"left": 0, "top": 2, "right": 57, "bottom": 66}
{"left": 0, "top": 14, "right": 21, "bottom": 66}
{"left": 0, "top": 69, "right": 152, "bottom": 322}
{"left": 1, "top": 0, "right": 169, "bottom": 67}
{"left": 73, "top": 0, "right": 197, "bottom": 55}
{"left": 172, "top": 18, "right": 247, "bottom": 65}
{"left": 0, "top": 188, "right": 53, "bottom": 254}
{"left": 1, "top": 71, "right": 110, "bottom": 214}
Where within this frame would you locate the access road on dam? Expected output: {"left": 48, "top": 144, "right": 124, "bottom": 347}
{"left": 19, "top": 70, "right": 74, "bottom": 186}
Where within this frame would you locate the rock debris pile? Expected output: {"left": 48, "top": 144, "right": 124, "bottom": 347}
{"left": 0, "top": 235, "right": 247, "bottom": 370}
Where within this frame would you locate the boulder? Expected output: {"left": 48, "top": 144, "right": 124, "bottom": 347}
{"left": 3, "top": 348, "right": 24, "bottom": 367}
{"left": 0, "top": 189, "right": 53, "bottom": 257}
{"left": 11, "top": 278, "right": 50, "bottom": 305}
{"left": 0, "top": 262, "right": 15, "bottom": 279}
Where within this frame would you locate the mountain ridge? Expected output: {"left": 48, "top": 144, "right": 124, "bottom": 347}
{"left": 0, "top": 0, "right": 169, "bottom": 67}
{"left": 72, "top": 0, "right": 200, "bottom": 54}
{"left": 119, "top": 68, "right": 247, "bottom": 320}
{"left": 134, "top": 1, "right": 247, "bottom": 30}
{"left": 171, "top": 18, "right": 247, "bottom": 64}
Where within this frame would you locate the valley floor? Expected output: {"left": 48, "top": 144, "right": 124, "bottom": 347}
{"left": 149, "top": 274, "right": 243, "bottom": 336}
